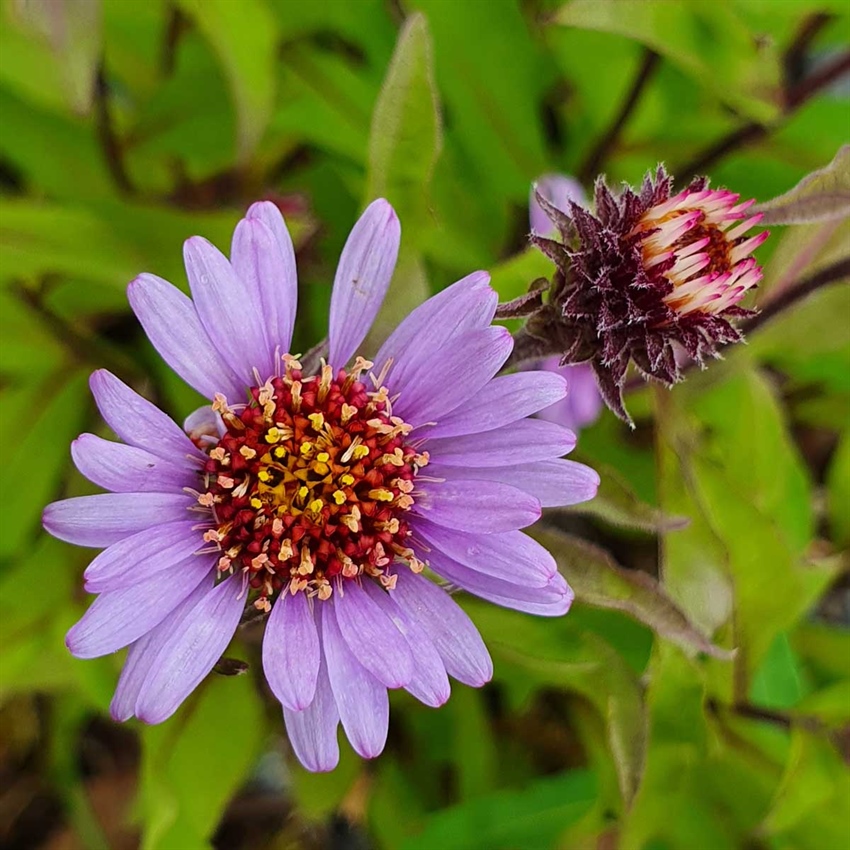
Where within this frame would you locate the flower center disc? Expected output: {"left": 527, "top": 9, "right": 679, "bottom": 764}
{"left": 197, "top": 357, "right": 428, "bottom": 608}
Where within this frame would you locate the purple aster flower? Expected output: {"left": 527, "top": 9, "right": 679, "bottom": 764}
{"left": 42, "top": 199, "right": 599, "bottom": 772}
{"left": 527, "top": 167, "right": 769, "bottom": 424}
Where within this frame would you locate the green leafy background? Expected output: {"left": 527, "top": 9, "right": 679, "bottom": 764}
{"left": 0, "top": 0, "right": 848, "bottom": 848}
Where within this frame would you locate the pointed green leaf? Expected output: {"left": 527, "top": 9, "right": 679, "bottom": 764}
{"left": 755, "top": 145, "right": 850, "bottom": 225}
{"left": 366, "top": 12, "right": 442, "bottom": 242}
{"left": 533, "top": 526, "right": 732, "bottom": 659}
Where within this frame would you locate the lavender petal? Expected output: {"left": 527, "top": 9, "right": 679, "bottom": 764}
{"left": 72, "top": 434, "right": 192, "bottom": 494}
{"left": 84, "top": 521, "right": 203, "bottom": 592}
{"left": 428, "top": 459, "right": 600, "bottom": 508}
{"left": 425, "top": 371, "right": 568, "bottom": 439}
{"left": 134, "top": 573, "right": 244, "bottom": 724}
{"left": 374, "top": 271, "right": 496, "bottom": 390}
{"left": 231, "top": 203, "right": 297, "bottom": 355}
{"left": 391, "top": 572, "right": 492, "bottom": 687}
{"left": 263, "top": 591, "right": 320, "bottom": 711}
{"left": 283, "top": 648, "right": 340, "bottom": 773}
{"left": 127, "top": 273, "right": 244, "bottom": 401}
{"left": 426, "top": 546, "right": 573, "bottom": 615}
{"left": 364, "top": 582, "right": 450, "bottom": 708}
{"left": 328, "top": 199, "right": 400, "bottom": 369}
{"left": 425, "top": 419, "right": 576, "bottom": 468}
{"left": 414, "top": 479, "right": 540, "bottom": 533}
{"left": 90, "top": 370, "right": 204, "bottom": 464}
{"left": 66, "top": 554, "right": 214, "bottom": 658}
{"left": 183, "top": 236, "right": 275, "bottom": 383}
{"left": 322, "top": 603, "right": 389, "bottom": 759}
{"left": 413, "top": 518, "right": 556, "bottom": 587}
{"left": 392, "top": 327, "right": 513, "bottom": 426}
{"left": 43, "top": 492, "right": 192, "bottom": 547}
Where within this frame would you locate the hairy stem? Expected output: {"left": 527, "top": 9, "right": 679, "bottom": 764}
{"left": 742, "top": 256, "right": 850, "bottom": 334}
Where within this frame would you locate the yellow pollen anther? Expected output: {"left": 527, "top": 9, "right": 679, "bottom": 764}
{"left": 298, "top": 547, "right": 314, "bottom": 575}
{"left": 341, "top": 403, "right": 358, "bottom": 423}
{"left": 273, "top": 447, "right": 286, "bottom": 458}
{"left": 282, "top": 353, "right": 302, "bottom": 371}
{"left": 251, "top": 553, "right": 268, "bottom": 570}
{"left": 317, "top": 582, "right": 332, "bottom": 601}
{"left": 265, "top": 427, "right": 282, "bottom": 444}
{"left": 278, "top": 539, "right": 293, "bottom": 559}
{"left": 239, "top": 446, "right": 257, "bottom": 460}
{"left": 298, "top": 486, "right": 309, "bottom": 500}
{"left": 332, "top": 490, "right": 346, "bottom": 505}
{"left": 396, "top": 494, "right": 414, "bottom": 510}
{"left": 212, "top": 393, "right": 229, "bottom": 413}
{"left": 300, "top": 442, "right": 314, "bottom": 456}
{"left": 308, "top": 412, "right": 325, "bottom": 431}
{"left": 218, "top": 475, "right": 235, "bottom": 489}
{"left": 340, "top": 473, "right": 355, "bottom": 486}
{"left": 250, "top": 497, "right": 263, "bottom": 509}
{"left": 369, "top": 488, "right": 394, "bottom": 502}
{"left": 316, "top": 451, "right": 330, "bottom": 463}
{"left": 210, "top": 446, "right": 227, "bottom": 462}
{"left": 351, "top": 356, "right": 374, "bottom": 375}
{"left": 380, "top": 573, "right": 398, "bottom": 590}
{"left": 198, "top": 493, "right": 215, "bottom": 507}
{"left": 258, "top": 470, "right": 271, "bottom": 482}
{"left": 308, "top": 498, "right": 324, "bottom": 514}
{"left": 352, "top": 444, "right": 370, "bottom": 460}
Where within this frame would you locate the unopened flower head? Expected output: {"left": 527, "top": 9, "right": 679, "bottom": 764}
{"left": 43, "top": 199, "right": 599, "bottom": 772}
{"left": 530, "top": 166, "right": 769, "bottom": 423}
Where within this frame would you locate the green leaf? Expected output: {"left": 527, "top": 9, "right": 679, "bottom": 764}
{"left": 552, "top": 0, "right": 781, "bottom": 123}
{"left": 366, "top": 12, "right": 442, "bottom": 244}
{"left": 749, "top": 283, "right": 850, "bottom": 400}
{"left": 761, "top": 729, "right": 850, "bottom": 836}
{"left": 797, "top": 680, "right": 850, "bottom": 726}
{"left": 362, "top": 14, "right": 441, "bottom": 349}
{"left": 0, "top": 1, "right": 77, "bottom": 115}
{"left": 400, "top": 769, "right": 596, "bottom": 850}
{"left": 663, "top": 366, "right": 838, "bottom": 683}
{"left": 407, "top": 0, "right": 549, "bottom": 195}
{"left": 569, "top": 459, "right": 689, "bottom": 533}
{"left": 827, "top": 429, "right": 850, "bottom": 547}
{"left": 533, "top": 526, "right": 732, "bottom": 660}
{"left": 0, "top": 86, "right": 115, "bottom": 201}
{"left": 139, "top": 674, "right": 265, "bottom": 850}
{"left": 176, "top": 0, "right": 278, "bottom": 161}
{"left": 0, "top": 200, "right": 142, "bottom": 287}
{"left": 755, "top": 145, "right": 850, "bottom": 225}
{"left": 0, "top": 370, "right": 90, "bottom": 558}
{"left": 749, "top": 632, "right": 807, "bottom": 711}
{"left": 466, "top": 600, "right": 647, "bottom": 805}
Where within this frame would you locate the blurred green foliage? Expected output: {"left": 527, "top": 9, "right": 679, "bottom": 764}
{"left": 0, "top": 0, "right": 848, "bottom": 848}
